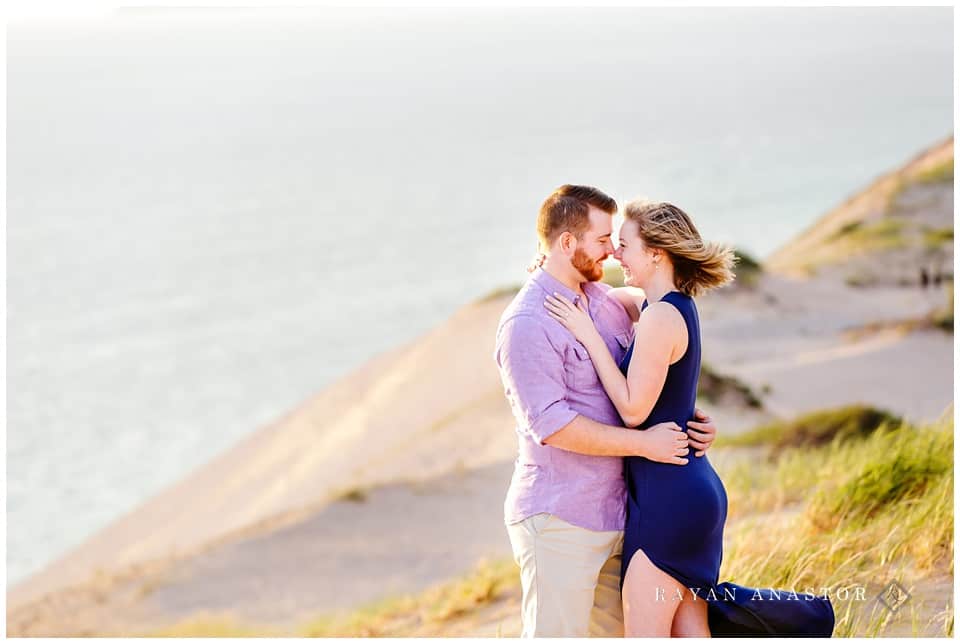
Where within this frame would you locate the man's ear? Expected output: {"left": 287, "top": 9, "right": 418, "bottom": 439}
{"left": 558, "top": 231, "right": 577, "bottom": 255}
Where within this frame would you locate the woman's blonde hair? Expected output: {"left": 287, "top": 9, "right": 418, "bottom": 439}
{"left": 622, "top": 199, "right": 736, "bottom": 297}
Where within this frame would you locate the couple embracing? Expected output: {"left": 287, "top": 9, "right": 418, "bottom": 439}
{"left": 494, "top": 185, "right": 835, "bottom": 638}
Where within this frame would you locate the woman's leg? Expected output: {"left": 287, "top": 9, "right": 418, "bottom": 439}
{"left": 671, "top": 589, "right": 711, "bottom": 637}
{"left": 622, "top": 548, "right": 681, "bottom": 637}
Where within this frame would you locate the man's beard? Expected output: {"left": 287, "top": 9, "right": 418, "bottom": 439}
{"left": 572, "top": 248, "right": 605, "bottom": 282}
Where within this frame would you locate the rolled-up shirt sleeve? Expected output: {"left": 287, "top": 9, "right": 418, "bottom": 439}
{"left": 495, "top": 314, "right": 578, "bottom": 444}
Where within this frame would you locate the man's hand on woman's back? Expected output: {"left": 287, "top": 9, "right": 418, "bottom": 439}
{"left": 641, "top": 422, "right": 690, "bottom": 465}
{"left": 687, "top": 407, "right": 717, "bottom": 457}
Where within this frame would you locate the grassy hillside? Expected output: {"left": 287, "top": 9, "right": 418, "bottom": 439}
{"left": 139, "top": 406, "right": 954, "bottom": 638}
{"left": 766, "top": 137, "right": 954, "bottom": 287}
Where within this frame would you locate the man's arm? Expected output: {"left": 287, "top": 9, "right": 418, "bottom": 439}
{"left": 495, "top": 314, "right": 689, "bottom": 464}
{"left": 608, "top": 286, "right": 645, "bottom": 322}
{"left": 545, "top": 414, "right": 690, "bottom": 464}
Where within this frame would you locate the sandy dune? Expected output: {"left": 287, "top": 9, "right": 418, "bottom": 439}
{"left": 7, "top": 271, "right": 954, "bottom": 635}
{"left": 698, "top": 274, "right": 953, "bottom": 422}
{"left": 7, "top": 138, "right": 954, "bottom": 636}
{"left": 7, "top": 293, "right": 517, "bottom": 617}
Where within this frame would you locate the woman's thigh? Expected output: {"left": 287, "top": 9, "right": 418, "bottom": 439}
{"left": 621, "top": 548, "right": 681, "bottom": 637}
{"left": 672, "top": 590, "right": 710, "bottom": 637}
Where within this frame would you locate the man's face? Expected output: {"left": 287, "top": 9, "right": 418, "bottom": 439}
{"left": 571, "top": 206, "right": 615, "bottom": 282}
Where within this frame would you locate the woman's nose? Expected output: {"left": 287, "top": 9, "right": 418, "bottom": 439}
{"left": 613, "top": 247, "right": 622, "bottom": 260}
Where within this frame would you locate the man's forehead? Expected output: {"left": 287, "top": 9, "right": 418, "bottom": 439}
{"left": 586, "top": 207, "right": 613, "bottom": 236}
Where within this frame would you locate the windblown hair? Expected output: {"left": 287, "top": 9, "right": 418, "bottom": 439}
{"left": 537, "top": 184, "right": 617, "bottom": 248}
{"left": 622, "top": 199, "right": 736, "bottom": 297}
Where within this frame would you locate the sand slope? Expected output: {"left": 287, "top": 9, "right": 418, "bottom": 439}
{"left": 765, "top": 136, "right": 953, "bottom": 282}
{"left": 8, "top": 272, "right": 953, "bottom": 635}
{"left": 7, "top": 139, "right": 955, "bottom": 636}
{"left": 7, "top": 294, "right": 517, "bottom": 615}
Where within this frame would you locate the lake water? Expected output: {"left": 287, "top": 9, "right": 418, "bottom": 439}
{"left": 6, "top": 7, "right": 953, "bottom": 586}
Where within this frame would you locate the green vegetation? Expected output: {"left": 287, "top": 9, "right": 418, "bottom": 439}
{"left": 720, "top": 413, "right": 953, "bottom": 637}
{"left": 699, "top": 363, "right": 763, "bottom": 409}
{"left": 931, "top": 284, "right": 954, "bottom": 333}
{"left": 145, "top": 614, "right": 278, "bottom": 637}
{"left": 915, "top": 158, "right": 954, "bottom": 185}
{"left": 733, "top": 248, "right": 763, "bottom": 287}
{"left": 923, "top": 226, "right": 954, "bottom": 249}
{"left": 885, "top": 157, "right": 952, "bottom": 214}
{"left": 833, "top": 217, "right": 908, "bottom": 252}
{"left": 138, "top": 558, "right": 518, "bottom": 638}
{"left": 300, "top": 558, "right": 517, "bottom": 637}
{"left": 844, "top": 272, "right": 875, "bottom": 288}
{"left": 601, "top": 262, "right": 625, "bottom": 288}
{"left": 806, "top": 422, "right": 951, "bottom": 531}
{"left": 331, "top": 486, "right": 368, "bottom": 503}
{"left": 719, "top": 405, "right": 902, "bottom": 449}
{"left": 733, "top": 248, "right": 762, "bottom": 272}
{"left": 833, "top": 220, "right": 864, "bottom": 238}
{"left": 137, "top": 407, "right": 954, "bottom": 638}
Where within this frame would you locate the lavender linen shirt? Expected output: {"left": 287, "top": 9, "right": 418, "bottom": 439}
{"left": 494, "top": 267, "right": 636, "bottom": 532}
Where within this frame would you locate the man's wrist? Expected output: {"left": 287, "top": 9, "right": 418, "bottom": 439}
{"left": 629, "top": 430, "right": 648, "bottom": 458}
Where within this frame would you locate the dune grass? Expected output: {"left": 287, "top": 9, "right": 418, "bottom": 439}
{"left": 307, "top": 410, "right": 953, "bottom": 637}
{"left": 836, "top": 216, "right": 910, "bottom": 251}
{"left": 145, "top": 408, "right": 952, "bottom": 638}
{"left": 720, "top": 412, "right": 953, "bottom": 637}
{"left": 916, "top": 158, "right": 954, "bottom": 185}
{"left": 923, "top": 226, "right": 954, "bottom": 248}
{"left": 719, "top": 404, "right": 901, "bottom": 450}
{"left": 932, "top": 284, "right": 954, "bottom": 333}
{"left": 143, "top": 614, "right": 282, "bottom": 637}
{"left": 137, "top": 558, "right": 518, "bottom": 638}
{"left": 299, "top": 557, "right": 518, "bottom": 637}
{"left": 699, "top": 363, "right": 763, "bottom": 409}
{"left": 733, "top": 248, "right": 763, "bottom": 287}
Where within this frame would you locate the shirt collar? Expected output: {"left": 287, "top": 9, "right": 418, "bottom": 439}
{"left": 531, "top": 266, "right": 604, "bottom": 306}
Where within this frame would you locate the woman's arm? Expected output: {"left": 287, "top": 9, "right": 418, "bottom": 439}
{"left": 616, "top": 304, "right": 686, "bottom": 425}
{"left": 544, "top": 295, "right": 686, "bottom": 427}
{"left": 608, "top": 287, "right": 645, "bottom": 322}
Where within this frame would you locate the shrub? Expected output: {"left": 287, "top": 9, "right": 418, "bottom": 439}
{"left": 699, "top": 364, "right": 762, "bottom": 409}
{"left": 723, "top": 405, "right": 902, "bottom": 449}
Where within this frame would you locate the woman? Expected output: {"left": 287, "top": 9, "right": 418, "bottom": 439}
{"left": 544, "top": 199, "right": 835, "bottom": 637}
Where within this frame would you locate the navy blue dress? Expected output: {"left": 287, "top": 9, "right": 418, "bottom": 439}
{"left": 619, "top": 292, "right": 834, "bottom": 637}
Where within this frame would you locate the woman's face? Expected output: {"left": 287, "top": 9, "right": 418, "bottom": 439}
{"left": 613, "top": 219, "right": 659, "bottom": 288}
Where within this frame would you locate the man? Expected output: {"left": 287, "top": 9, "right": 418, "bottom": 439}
{"left": 494, "top": 184, "right": 719, "bottom": 637}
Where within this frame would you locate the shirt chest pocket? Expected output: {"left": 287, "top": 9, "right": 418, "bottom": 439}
{"left": 565, "top": 344, "right": 599, "bottom": 390}
{"left": 565, "top": 333, "right": 633, "bottom": 391}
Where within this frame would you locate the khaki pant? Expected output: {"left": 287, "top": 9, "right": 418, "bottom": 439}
{"left": 506, "top": 512, "right": 625, "bottom": 637}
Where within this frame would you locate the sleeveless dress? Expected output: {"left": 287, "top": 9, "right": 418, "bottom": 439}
{"left": 619, "top": 291, "right": 835, "bottom": 637}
